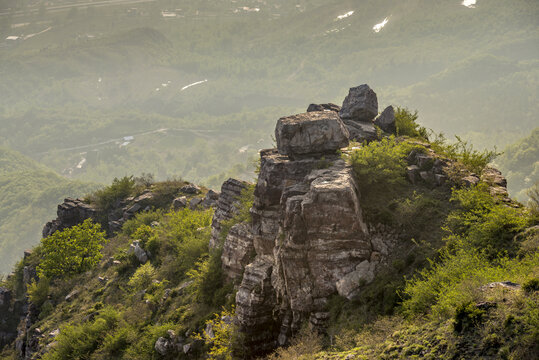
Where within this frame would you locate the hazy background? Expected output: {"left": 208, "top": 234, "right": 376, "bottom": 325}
{"left": 0, "top": 0, "right": 538, "bottom": 273}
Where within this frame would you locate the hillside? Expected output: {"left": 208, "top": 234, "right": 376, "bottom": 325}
{"left": 0, "top": 86, "right": 537, "bottom": 360}
{"left": 494, "top": 127, "right": 539, "bottom": 202}
{"left": 0, "top": 0, "right": 537, "bottom": 191}
{"left": 0, "top": 147, "right": 99, "bottom": 274}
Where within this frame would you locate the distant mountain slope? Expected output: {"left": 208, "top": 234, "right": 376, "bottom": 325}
{"left": 494, "top": 128, "right": 539, "bottom": 202}
{"left": 0, "top": 147, "right": 99, "bottom": 274}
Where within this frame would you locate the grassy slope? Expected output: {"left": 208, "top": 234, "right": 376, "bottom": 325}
{"left": 0, "top": 147, "right": 99, "bottom": 273}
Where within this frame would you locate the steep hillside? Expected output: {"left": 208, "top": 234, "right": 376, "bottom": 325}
{"left": 0, "top": 86, "right": 537, "bottom": 360}
{"left": 0, "top": 147, "right": 98, "bottom": 274}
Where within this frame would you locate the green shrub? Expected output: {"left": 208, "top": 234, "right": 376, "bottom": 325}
{"left": 395, "top": 107, "right": 428, "bottom": 139}
{"left": 121, "top": 209, "right": 164, "bottom": 237}
{"left": 196, "top": 307, "right": 242, "bottom": 360}
{"left": 523, "top": 278, "right": 539, "bottom": 293}
{"left": 445, "top": 183, "right": 530, "bottom": 257}
{"left": 127, "top": 263, "right": 157, "bottom": 292}
{"left": 188, "top": 251, "right": 231, "bottom": 307}
{"left": 38, "top": 219, "right": 107, "bottom": 278}
{"left": 402, "top": 243, "right": 539, "bottom": 319}
{"left": 453, "top": 302, "right": 485, "bottom": 333}
{"left": 89, "top": 176, "right": 136, "bottom": 212}
{"left": 27, "top": 278, "right": 50, "bottom": 307}
{"left": 431, "top": 134, "right": 499, "bottom": 175}
{"left": 347, "top": 136, "right": 423, "bottom": 195}
{"left": 42, "top": 307, "right": 120, "bottom": 360}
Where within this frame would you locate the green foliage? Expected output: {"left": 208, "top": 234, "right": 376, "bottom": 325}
{"left": 89, "top": 176, "right": 136, "bottom": 212}
{"left": 121, "top": 210, "right": 164, "bottom": 237}
{"left": 431, "top": 134, "right": 500, "bottom": 175}
{"left": 402, "top": 244, "right": 539, "bottom": 319}
{"left": 38, "top": 219, "right": 107, "bottom": 278}
{"left": 395, "top": 107, "right": 427, "bottom": 139}
{"left": 445, "top": 183, "right": 530, "bottom": 257}
{"left": 188, "top": 251, "right": 231, "bottom": 307}
{"left": 27, "top": 278, "right": 50, "bottom": 308}
{"left": 127, "top": 263, "right": 157, "bottom": 292}
{"left": 42, "top": 307, "right": 121, "bottom": 360}
{"left": 453, "top": 302, "right": 486, "bottom": 333}
{"left": 197, "top": 307, "right": 241, "bottom": 360}
{"left": 347, "top": 137, "right": 423, "bottom": 196}
{"left": 0, "top": 147, "right": 98, "bottom": 274}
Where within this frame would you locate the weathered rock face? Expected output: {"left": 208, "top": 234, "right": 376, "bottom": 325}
{"left": 373, "top": 105, "right": 396, "bottom": 133}
{"left": 42, "top": 198, "right": 97, "bottom": 238}
{"left": 339, "top": 84, "right": 378, "bottom": 122}
{"left": 229, "top": 96, "right": 396, "bottom": 356}
{"left": 209, "top": 178, "right": 250, "bottom": 249}
{"left": 221, "top": 223, "right": 255, "bottom": 283}
{"left": 275, "top": 111, "right": 349, "bottom": 159}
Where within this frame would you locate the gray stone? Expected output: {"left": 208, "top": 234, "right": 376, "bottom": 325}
{"left": 127, "top": 241, "right": 148, "bottom": 263}
{"left": 335, "top": 260, "right": 376, "bottom": 300}
{"left": 173, "top": 196, "right": 188, "bottom": 210}
{"left": 435, "top": 174, "right": 447, "bottom": 186}
{"left": 407, "top": 165, "right": 420, "bottom": 184}
{"left": 181, "top": 184, "right": 201, "bottom": 194}
{"left": 222, "top": 223, "right": 255, "bottom": 283}
{"left": 307, "top": 103, "right": 341, "bottom": 112}
{"left": 154, "top": 337, "right": 171, "bottom": 356}
{"left": 462, "top": 175, "right": 480, "bottom": 187}
{"left": 342, "top": 118, "right": 378, "bottom": 142}
{"left": 189, "top": 197, "right": 203, "bottom": 210}
{"left": 65, "top": 289, "right": 79, "bottom": 302}
{"left": 275, "top": 111, "right": 349, "bottom": 158}
{"left": 373, "top": 105, "right": 395, "bottom": 133}
{"left": 339, "top": 84, "right": 378, "bottom": 122}
{"left": 183, "top": 343, "right": 191, "bottom": 354}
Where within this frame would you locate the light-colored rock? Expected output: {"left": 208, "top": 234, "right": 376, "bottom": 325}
{"left": 275, "top": 111, "right": 349, "bottom": 159}
{"left": 336, "top": 260, "right": 377, "bottom": 300}
{"left": 127, "top": 240, "right": 148, "bottom": 263}
{"left": 222, "top": 223, "right": 255, "bottom": 283}
{"left": 154, "top": 337, "right": 171, "bottom": 356}
{"left": 173, "top": 196, "right": 187, "bottom": 210}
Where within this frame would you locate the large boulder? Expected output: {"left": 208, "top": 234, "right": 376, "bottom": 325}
{"left": 275, "top": 111, "right": 349, "bottom": 159}
{"left": 373, "top": 105, "right": 395, "bottom": 133}
{"left": 339, "top": 84, "right": 378, "bottom": 122}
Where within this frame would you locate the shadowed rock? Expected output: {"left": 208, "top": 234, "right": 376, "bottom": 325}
{"left": 339, "top": 84, "right": 378, "bottom": 122}
{"left": 374, "top": 105, "right": 395, "bottom": 133}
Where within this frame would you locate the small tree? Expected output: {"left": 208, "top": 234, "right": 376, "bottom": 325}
{"left": 38, "top": 219, "right": 107, "bottom": 278}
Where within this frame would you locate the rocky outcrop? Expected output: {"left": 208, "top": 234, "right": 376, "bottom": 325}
{"left": 339, "top": 84, "right": 379, "bottom": 143}
{"left": 42, "top": 198, "right": 97, "bottom": 238}
{"left": 227, "top": 101, "right": 397, "bottom": 357}
{"left": 275, "top": 111, "right": 349, "bottom": 159}
{"left": 373, "top": 105, "right": 396, "bottom": 134}
{"left": 339, "top": 84, "right": 378, "bottom": 122}
{"left": 209, "top": 178, "right": 250, "bottom": 249}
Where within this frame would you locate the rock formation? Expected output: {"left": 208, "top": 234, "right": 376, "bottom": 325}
{"left": 339, "top": 84, "right": 379, "bottom": 142}
{"left": 212, "top": 93, "right": 399, "bottom": 356}
{"left": 42, "top": 198, "right": 97, "bottom": 238}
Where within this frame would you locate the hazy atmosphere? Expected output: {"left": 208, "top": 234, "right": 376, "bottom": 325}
{"left": 0, "top": 1, "right": 538, "bottom": 359}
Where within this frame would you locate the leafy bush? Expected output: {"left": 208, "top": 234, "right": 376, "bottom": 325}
{"left": 402, "top": 242, "right": 539, "bottom": 319}
{"left": 127, "top": 263, "right": 157, "bottom": 292}
{"left": 38, "top": 219, "right": 107, "bottom": 278}
{"left": 197, "top": 307, "right": 242, "bottom": 360}
{"left": 188, "top": 251, "right": 231, "bottom": 307}
{"left": 395, "top": 107, "right": 428, "bottom": 139}
{"left": 431, "top": 134, "right": 499, "bottom": 175}
{"left": 347, "top": 137, "right": 423, "bottom": 195}
{"left": 42, "top": 307, "right": 121, "bottom": 360}
{"left": 89, "top": 176, "right": 136, "bottom": 212}
{"left": 121, "top": 209, "right": 163, "bottom": 237}
{"left": 445, "top": 183, "right": 530, "bottom": 257}
{"left": 27, "top": 278, "right": 50, "bottom": 308}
